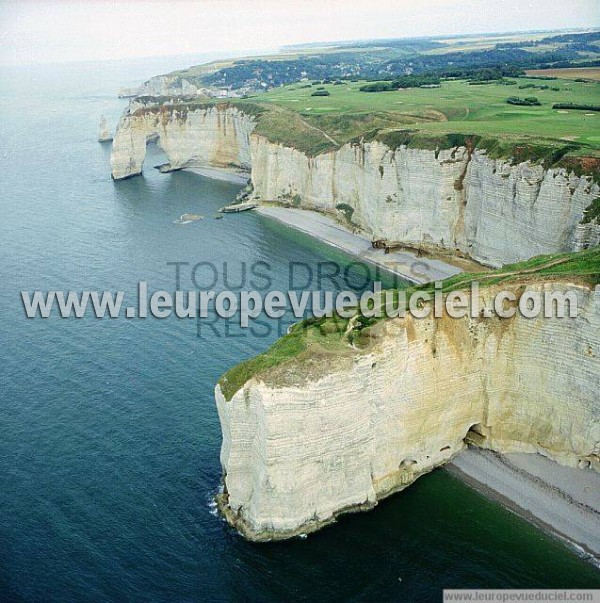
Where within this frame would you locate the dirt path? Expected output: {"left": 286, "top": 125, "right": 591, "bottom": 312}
{"left": 473, "top": 256, "right": 572, "bottom": 280}
{"left": 298, "top": 116, "right": 339, "bottom": 146}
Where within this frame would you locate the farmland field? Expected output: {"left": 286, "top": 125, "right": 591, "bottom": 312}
{"left": 241, "top": 77, "right": 600, "bottom": 156}
{"left": 525, "top": 67, "right": 600, "bottom": 81}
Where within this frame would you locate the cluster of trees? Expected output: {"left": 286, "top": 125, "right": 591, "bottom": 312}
{"left": 201, "top": 51, "right": 510, "bottom": 90}
{"left": 440, "top": 65, "right": 524, "bottom": 81}
{"left": 359, "top": 74, "right": 441, "bottom": 92}
{"left": 199, "top": 31, "right": 600, "bottom": 91}
{"left": 358, "top": 66, "right": 526, "bottom": 92}
{"left": 552, "top": 103, "right": 600, "bottom": 112}
{"left": 518, "top": 83, "right": 560, "bottom": 91}
{"left": 395, "top": 74, "right": 441, "bottom": 88}
{"left": 507, "top": 96, "right": 541, "bottom": 106}
{"left": 382, "top": 48, "right": 584, "bottom": 79}
{"left": 311, "top": 89, "right": 330, "bottom": 97}
{"left": 359, "top": 82, "right": 395, "bottom": 92}
{"left": 497, "top": 31, "right": 600, "bottom": 54}
{"left": 534, "top": 58, "right": 600, "bottom": 71}
{"left": 524, "top": 75, "right": 558, "bottom": 80}
{"left": 203, "top": 52, "right": 372, "bottom": 89}
{"left": 538, "top": 31, "right": 600, "bottom": 45}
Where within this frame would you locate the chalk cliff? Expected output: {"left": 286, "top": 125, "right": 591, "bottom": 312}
{"left": 107, "top": 101, "right": 600, "bottom": 542}
{"left": 215, "top": 280, "right": 600, "bottom": 541}
{"left": 98, "top": 115, "right": 112, "bottom": 143}
{"left": 138, "top": 74, "right": 199, "bottom": 97}
{"left": 250, "top": 136, "right": 600, "bottom": 266}
{"left": 110, "top": 103, "right": 255, "bottom": 180}
{"left": 110, "top": 103, "right": 599, "bottom": 265}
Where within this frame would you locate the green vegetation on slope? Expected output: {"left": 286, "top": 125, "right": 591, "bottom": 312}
{"left": 246, "top": 77, "right": 600, "bottom": 157}
{"left": 218, "top": 248, "right": 600, "bottom": 400}
{"left": 218, "top": 314, "right": 351, "bottom": 401}
{"left": 154, "top": 30, "right": 600, "bottom": 160}
{"left": 141, "top": 72, "right": 600, "bottom": 161}
{"left": 582, "top": 197, "right": 600, "bottom": 224}
{"left": 238, "top": 102, "right": 338, "bottom": 155}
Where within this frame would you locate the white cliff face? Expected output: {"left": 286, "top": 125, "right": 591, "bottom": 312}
{"left": 216, "top": 282, "right": 600, "bottom": 541}
{"left": 107, "top": 103, "right": 600, "bottom": 541}
{"left": 110, "top": 104, "right": 599, "bottom": 264}
{"left": 138, "top": 74, "right": 198, "bottom": 97}
{"left": 464, "top": 154, "right": 599, "bottom": 265}
{"left": 574, "top": 221, "right": 600, "bottom": 251}
{"left": 250, "top": 136, "right": 600, "bottom": 266}
{"left": 110, "top": 105, "right": 256, "bottom": 180}
{"left": 251, "top": 138, "right": 469, "bottom": 248}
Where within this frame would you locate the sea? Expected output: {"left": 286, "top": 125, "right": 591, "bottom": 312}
{"left": 1, "top": 54, "right": 598, "bottom": 602}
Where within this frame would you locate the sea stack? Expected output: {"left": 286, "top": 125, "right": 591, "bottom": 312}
{"left": 98, "top": 115, "right": 112, "bottom": 143}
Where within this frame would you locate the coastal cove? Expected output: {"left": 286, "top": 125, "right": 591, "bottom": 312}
{"left": 108, "top": 61, "right": 600, "bottom": 561}
{"left": 194, "top": 172, "right": 600, "bottom": 559}
{"left": 1, "top": 57, "right": 599, "bottom": 603}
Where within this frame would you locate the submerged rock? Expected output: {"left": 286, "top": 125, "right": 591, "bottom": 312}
{"left": 173, "top": 213, "right": 203, "bottom": 224}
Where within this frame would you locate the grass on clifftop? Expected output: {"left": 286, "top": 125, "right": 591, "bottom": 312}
{"left": 218, "top": 247, "right": 600, "bottom": 401}
{"left": 218, "top": 314, "right": 351, "bottom": 401}
{"left": 235, "top": 77, "right": 600, "bottom": 159}
{"left": 144, "top": 77, "right": 600, "bottom": 163}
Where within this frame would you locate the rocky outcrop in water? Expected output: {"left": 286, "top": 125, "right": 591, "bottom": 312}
{"left": 98, "top": 115, "right": 112, "bottom": 142}
{"left": 215, "top": 281, "right": 600, "bottom": 541}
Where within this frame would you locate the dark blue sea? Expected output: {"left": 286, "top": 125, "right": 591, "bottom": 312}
{"left": 1, "top": 55, "right": 598, "bottom": 602}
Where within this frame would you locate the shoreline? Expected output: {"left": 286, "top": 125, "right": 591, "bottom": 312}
{"left": 447, "top": 448, "right": 600, "bottom": 563}
{"left": 183, "top": 169, "right": 600, "bottom": 563}
{"left": 256, "top": 205, "right": 464, "bottom": 284}
{"left": 257, "top": 205, "right": 600, "bottom": 564}
{"left": 186, "top": 166, "right": 250, "bottom": 185}
{"left": 179, "top": 165, "right": 469, "bottom": 284}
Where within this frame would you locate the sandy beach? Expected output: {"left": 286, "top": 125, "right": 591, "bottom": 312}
{"left": 256, "top": 206, "right": 463, "bottom": 283}
{"left": 448, "top": 449, "right": 600, "bottom": 561}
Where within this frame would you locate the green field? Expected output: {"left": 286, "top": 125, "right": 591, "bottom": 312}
{"left": 237, "top": 77, "right": 600, "bottom": 157}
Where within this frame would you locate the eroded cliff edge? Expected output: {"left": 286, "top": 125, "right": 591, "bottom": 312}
{"left": 107, "top": 100, "right": 600, "bottom": 543}
{"left": 110, "top": 102, "right": 600, "bottom": 266}
{"left": 215, "top": 252, "right": 600, "bottom": 541}
{"left": 110, "top": 100, "right": 256, "bottom": 180}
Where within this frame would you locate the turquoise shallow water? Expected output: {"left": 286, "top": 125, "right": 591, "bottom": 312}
{"left": 0, "top": 57, "right": 598, "bottom": 602}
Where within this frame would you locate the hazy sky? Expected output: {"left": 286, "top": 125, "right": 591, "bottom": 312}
{"left": 1, "top": 0, "right": 599, "bottom": 66}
